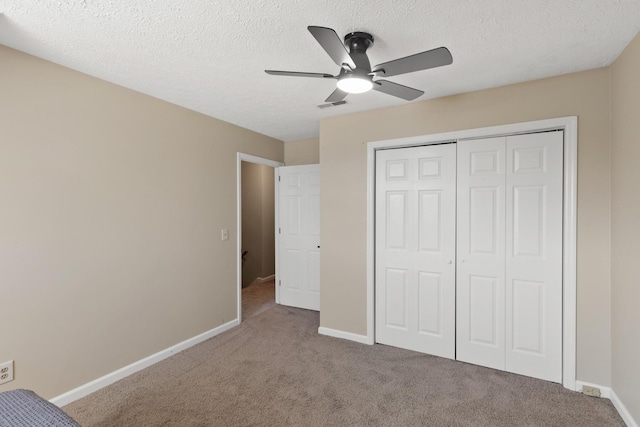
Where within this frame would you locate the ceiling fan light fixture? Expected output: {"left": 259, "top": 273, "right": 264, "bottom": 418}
{"left": 337, "top": 74, "right": 373, "bottom": 94}
{"left": 265, "top": 26, "right": 452, "bottom": 102}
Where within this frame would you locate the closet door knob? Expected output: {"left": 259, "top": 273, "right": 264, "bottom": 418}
{"left": 447, "top": 260, "right": 453, "bottom": 264}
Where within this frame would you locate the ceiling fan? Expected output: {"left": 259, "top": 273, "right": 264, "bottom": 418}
{"left": 265, "top": 26, "right": 453, "bottom": 103}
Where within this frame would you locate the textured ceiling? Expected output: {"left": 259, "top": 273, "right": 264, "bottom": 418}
{"left": 1, "top": 1, "right": 639, "bottom": 141}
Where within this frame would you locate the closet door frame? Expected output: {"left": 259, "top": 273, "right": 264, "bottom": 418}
{"left": 365, "top": 116, "right": 578, "bottom": 391}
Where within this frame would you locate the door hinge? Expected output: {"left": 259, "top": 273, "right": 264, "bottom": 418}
{"left": 278, "top": 176, "right": 281, "bottom": 182}
{"left": 279, "top": 227, "right": 281, "bottom": 234}
{"left": 278, "top": 280, "right": 282, "bottom": 286}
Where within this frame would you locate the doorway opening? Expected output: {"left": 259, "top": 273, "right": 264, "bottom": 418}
{"left": 236, "top": 153, "right": 283, "bottom": 323}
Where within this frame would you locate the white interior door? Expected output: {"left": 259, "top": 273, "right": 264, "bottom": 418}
{"left": 505, "top": 132, "right": 563, "bottom": 382}
{"left": 456, "top": 137, "right": 507, "bottom": 370}
{"left": 375, "top": 144, "right": 456, "bottom": 359}
{"left": 277, "top": 164, "right": 320, "bottom": 311}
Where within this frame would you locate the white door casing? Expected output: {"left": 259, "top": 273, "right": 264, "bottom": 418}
{"left": 277, "top": 164, "right": 321, "bottom": 311}
{"left": 236, "top": 153, "right": 283, "bottom": 324}
{"left": 456, "top": 137, "right": 507, "bottom": 370}
{"left": 365, "top": 117, "right": 577, "bottom": 390}
{"left": 375, "top": 144, "right": 456, "bottom": 359}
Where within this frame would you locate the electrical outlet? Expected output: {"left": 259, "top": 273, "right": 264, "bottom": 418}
{"left": 582, "top": 385, "right": 601, "bottom": 398}
{"left": 0, "top": 360, "right": 14, "bottom": 385}
{"left": 221, "top": 228, "right": 229, "bottom": 241}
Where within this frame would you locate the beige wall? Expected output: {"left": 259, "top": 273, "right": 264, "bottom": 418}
{"left": 0, "top": 46, "right": 283, "bottom": 399}
{"left": 611, "top": 33, "right": 640, "bottom": 421}
{"left": 284, "top": 137, "right": 320, "bottom": 165}
{"left": 241, "top": 162, "right": 275, "bottom": 287}
{"left": 319, "top": 68, "right": 612, "bottom": 386}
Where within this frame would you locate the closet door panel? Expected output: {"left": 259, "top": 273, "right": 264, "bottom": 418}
{"left": 456, "top": 138, "right": 507, "bottom": 370}
{"left": 505, "top": 131, "right": 563, "bottom": 382}
{"left": 376, "top": 144, "right": 456, "bottom": 359}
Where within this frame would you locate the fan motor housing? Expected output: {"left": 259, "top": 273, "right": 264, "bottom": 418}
{"left": 344, "top": 32, "right": 374, "bottom": 53}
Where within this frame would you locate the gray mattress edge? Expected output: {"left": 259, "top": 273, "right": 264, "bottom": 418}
{"left": 0, "top": 389, "right": 80, "bottom": 427}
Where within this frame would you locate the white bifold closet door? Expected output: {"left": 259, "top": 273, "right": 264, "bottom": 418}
{"left": 456, "top": 131, "right": 563, "bottom": 382}
{"left": 375, "top": 144, "right": 457, "bottom": 359}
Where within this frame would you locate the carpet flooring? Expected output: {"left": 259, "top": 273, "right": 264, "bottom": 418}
{"left": 242, "top": 278, "right": 275, "bottom": 320}
{"left": 64, "top": 304, "right": 624, "bottom": 426}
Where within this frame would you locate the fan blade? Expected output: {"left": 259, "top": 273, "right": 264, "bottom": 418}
{"left": 372, "top": 80, "right": 424, "bottom": 101}
{"left": 265, "top": 70, "right": 335, "bottom": 78}
{"left": 325, "top": 88, "right": 348, "bottom": 103}
{"left": 373, "top": 47, "right": 452, "bottom": 77}
{"left": 308, "top": 26, "right": 357, "bottom": 69}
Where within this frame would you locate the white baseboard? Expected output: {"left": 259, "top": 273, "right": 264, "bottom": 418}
{"left": 575, "top": 380, "right": 611, "bottom": 398}
{"left": 318, "top": 326, "right": 373, "bottom": 345}
{"left": 575, "top": 380, "right": 638, "bottom": 427}
{"left": 610, "top": 389, "right": 638, "bottom": 427}
{"left": 50, "top": 318, "right": 239, "bottom": 407}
